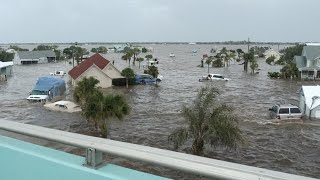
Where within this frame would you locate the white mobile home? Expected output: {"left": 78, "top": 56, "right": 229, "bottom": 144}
{"left": 14, "top": 50, "right": 56, "bottom": 65}
{"left": 0, "top": 61, "right": 13, "bottom": 81}
{"left": 299, "top": 86, "right": 320, "bottom": 119}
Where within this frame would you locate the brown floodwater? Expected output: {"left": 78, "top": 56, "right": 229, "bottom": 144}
{"left": 0, "top": 44, "right": 320, "bottom": 179}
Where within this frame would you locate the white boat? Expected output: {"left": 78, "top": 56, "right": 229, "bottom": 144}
{"left": 44, "top": 101, "right": 81, "bottom": 113}
{"left": 169, "top": 53, "right": 175, "bottom": 57}
{"left": 50, "top": 71, "right": 66, "bottom": 76}
{"left": 189, "top": 42, "right": 196, "bottom": 45}
{"left": 199, "top": 74, "right": 230, "bottom": 82}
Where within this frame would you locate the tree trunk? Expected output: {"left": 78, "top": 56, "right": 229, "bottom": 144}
{"left": 192, "top": 138, "right": 204, "bottom": 156}
{"left": 139, "top": 61, "right": 140, "bottom": 69}
{"left": 126, "top": 78, "right": 128, "bottom": 88}
{"left": 207, "top": 64, "right": 209, "bottom": 73}
{"left": 133, "top": 54, "right": 136, "bottom": 65}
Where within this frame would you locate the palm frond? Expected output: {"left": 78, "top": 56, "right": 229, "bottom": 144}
{"left": 168, "top": 127, "right": 190, "bottom": 150}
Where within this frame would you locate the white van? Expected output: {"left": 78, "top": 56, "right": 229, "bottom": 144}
{"left": 269, "top": 104, "right": 302, "bottom": 120}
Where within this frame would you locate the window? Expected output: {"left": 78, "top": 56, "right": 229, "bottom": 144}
{"left": 279, "top": 108, "right": 289, "bottom": 114}
{"left": 290, "top": 108, "right": 301, "bottom": 114}
{"left": 213, "top": 75, "right": 223, "bottom": 79}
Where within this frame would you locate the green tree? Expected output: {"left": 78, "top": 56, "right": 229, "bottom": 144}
{"left": 220, "top": 47, "right": 227, "bottom": 54}
{"left": 9, "top": 45, "right": 28, "bottom": 51}
{"left": 136, "top": 57, "right": 144, "bottom": 69}
{"left": 266, "top": 55, "right": 276, "bottom": 65}
{"left": 141, "top": 47, "right": 148, "bottom": 53}
{"left": 205, "top": 57, "right": 213, "bottom": 73}
{"left": 277, "top": 44, "right": 304, "bottom": 65}
{"left": 75, "top": 77, "right": 130, "bottom": 137}
{"left": 168, "top": 86, "right": 243, "bottom": 155}
{"left": 280, "top": 63, "right": 299, "bottom": 79}
{"left": 83, "top": 92, "right": 130, "bottom": 137}
{"left": 243, "top": 52, "right": 254, "bottom": 72}
{"left": 121, "top": 68, "right": 135, "bottom": 88}
{"left": 121, "top": 52, "right": 133, "bottom": 67}
{"left": 0, "top": 51, "right": 14, "bottom": 62}
{"left": 33, "top": 45, "right": 52, "bottom": 51}
{"left": 249, "top": 59, "right": 259, "bottom": 74}
{"left": 145, "top": 54, "right": 153, "bottom": 60}
{"left": 132, "top": 48, "right": 141, "bottom": 65}
{"left": 74, "top": 77, "right": 100, "bottom": 106}
{"left": 144, "top": 66, "right": 159, "bottom": 78}
{"left": 91, "top": 48, "right": 98, "bottom": 53}
{"left": 97, "top": 46, "right": 108, "bottom": 54}
{"left": 168, "top": 86, "right": 244, "bottom": 156}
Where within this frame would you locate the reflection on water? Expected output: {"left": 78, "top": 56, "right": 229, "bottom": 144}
{"left": 0, "top": 44, "right": 320, "bottom": 179}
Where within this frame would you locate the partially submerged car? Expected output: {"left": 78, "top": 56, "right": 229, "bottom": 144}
{"left": 199, "top": 74, "right": 230, "bottom": 82}
{"left": 135, "top": 74, "right": 157, "bottom": 84}
{"left": 44, "top": 101, "right": 81, "bottom": 113}
{"left": 269, "top": 104, "right": 302, "bottom": 120}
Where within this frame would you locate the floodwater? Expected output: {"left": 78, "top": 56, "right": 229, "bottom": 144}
{"left": 1, "top": 44, "right": 320, "bottom": 179}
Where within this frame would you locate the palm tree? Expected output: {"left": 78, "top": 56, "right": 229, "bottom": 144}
{"left": 168, "top": 86, "right": 244, "bottom": 156}
{"left": 280, "top": 63, "right": 299, "bottom": 79}
{"left": 122, "top": 51, "right": 133, "bottom": 67}
{"left": 74, "top": 77, "right": 100, "bottom": 106}
{"left": 144, "top": 66, "right": 159, "bottom": 78}
{"left": 132, "top": 48, "right": 141, "bottom": 65}
{"left": 249, "top": 59, "right": 259, "bottom": 74}
{"left": 121, "top": 68, "right": 135, "bottom": 88}
{"left": 83, "top": 92, "right": 130, "bottom": 137}
{"left": 243, "top": 52, "right": 254, "bottom": 72}
{"left": 205, "top": 57, "right": 213, "bottom": 73}
{"left": 136, "top": 57, "right": 144, "bottom": 69}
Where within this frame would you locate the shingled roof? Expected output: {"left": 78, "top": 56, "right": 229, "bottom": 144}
{"left": 68, "top": 53, "right": 110, "bottom": 80}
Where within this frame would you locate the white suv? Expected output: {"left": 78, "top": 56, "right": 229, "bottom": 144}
{"left": 269, "top": 104, "right": 302, "bottom": 120}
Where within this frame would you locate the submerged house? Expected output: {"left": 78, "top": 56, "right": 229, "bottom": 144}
{"left": 264, "top": 49, "right": 281, "bottom": 61}
{"left": 0, "top": 61, "right": 13, "bottom": 81}
{"left": 14, "top": 50, "right": 56, "bottom": 65}
{"left": 294, "top": 45, "right": 320, "bottom": 80}
{"left": 68, "top": 53, "right": 123, "bottom": 88}
{"left": 299, "top": 85, "right": 320, "bottom": 119}
{"left": 27, "top": 76, "right": 66, "bottom": 102}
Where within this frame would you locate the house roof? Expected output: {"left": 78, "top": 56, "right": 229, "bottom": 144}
{"left": 17, "top": 50, "right": 56, "bottom": 59}
{"left": 301, "top": 46, "right": 320, "bottom": 60}
{"left": 301, "top": 86, "right": 320, "bottom": 110}
{"left": 0, "top": 61, "right": 13, "bottom": 68}
{"left": 68, "top": 53, "right": 110, "bottom": 80}
{"left": 294, "top": 55, "right": 306, "bottom": 69}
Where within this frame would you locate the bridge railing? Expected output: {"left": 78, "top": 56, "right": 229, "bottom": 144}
{"left": 0, "top": 119, "right": 317, "bottom": 180}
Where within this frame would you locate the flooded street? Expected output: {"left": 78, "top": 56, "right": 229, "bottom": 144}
{"left": 1, "top": 44, "right": 320, "bottom": 179}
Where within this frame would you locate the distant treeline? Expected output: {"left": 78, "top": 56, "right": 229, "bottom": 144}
{"left": 1, "top": 41, "right": 302, "bottom": 46}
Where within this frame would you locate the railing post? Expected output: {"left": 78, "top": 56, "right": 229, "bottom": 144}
{"left": 84, "top": 148, "right": 104, "bottom": 168}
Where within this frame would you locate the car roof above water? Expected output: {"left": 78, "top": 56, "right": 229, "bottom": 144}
{"left": 275, "top": 104, "right": 299, "bottom": 108}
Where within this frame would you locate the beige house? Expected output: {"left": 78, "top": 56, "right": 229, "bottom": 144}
{"left": 68, "top": 53, "right": 122, "bottom": 88}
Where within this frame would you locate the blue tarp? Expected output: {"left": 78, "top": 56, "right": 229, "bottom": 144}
{"left": 32, "top": 76, "right": 66, "bottom": 97}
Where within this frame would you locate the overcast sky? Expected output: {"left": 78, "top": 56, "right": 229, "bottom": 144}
{"left": 1, "top": 0, "right": 319, "bottom": 43}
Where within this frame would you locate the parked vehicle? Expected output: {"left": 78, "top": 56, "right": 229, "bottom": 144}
{"left": 50, "top": 71, "right": 66, "bottom": 76}
{"left": 135, "top": 74, "right": 156, "bottom": 84}
{"left": 269, "top": 104, "right": 302, "bottom": 120}
{"left": 44, "top": 101, "right": 81, "bottom": 113}
{"left": 27, "top": 76, "right": 66, "bottom": 103}
{"left": 199, "top": 74, "right": 230, "bottom": 82}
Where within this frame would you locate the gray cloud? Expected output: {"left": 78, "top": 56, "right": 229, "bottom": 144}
{"left": 1, "top": 0, "right": 320, "bottom": 43}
